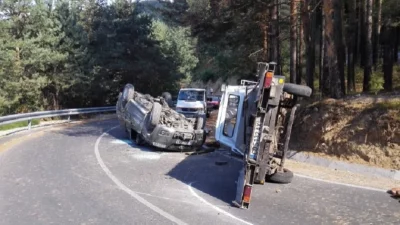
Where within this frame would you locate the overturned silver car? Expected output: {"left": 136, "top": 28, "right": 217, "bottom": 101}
{"left": 116, "top": 84, "right": 206, "bottom": 151}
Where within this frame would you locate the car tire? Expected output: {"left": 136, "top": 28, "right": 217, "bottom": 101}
{"left": 122, "top": 84, "right": 135, "bottom": 105}
{"left": 196, "top": 116, "right": 204, "bottom": 130}
{"left": 265, "top": 168, "right": 294, "bottom": 184}
{"left": 150, "top": 102, "right": 162, "bottom": 126}
{"left": 162, "top": 92, "right": 173, "bottom": 107}
{"left": 134, "top": 133, "right": 145, "bottom": 146}
{"left": 283, "top": 83, "right": 312, "bottom": 98}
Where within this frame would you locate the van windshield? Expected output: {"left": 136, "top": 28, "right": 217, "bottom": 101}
{"left": 178, "top": 90, "right": 205, "bottom": 101}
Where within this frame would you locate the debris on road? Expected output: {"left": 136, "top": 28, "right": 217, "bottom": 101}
{"left": 215, "top": 160, "right": 228, "bottom": 166}
{"left": 390, "top": 187, "right": 400, "bottom": 197}
{"left": 185, "top": 147, "right": 215, "bottom": 156}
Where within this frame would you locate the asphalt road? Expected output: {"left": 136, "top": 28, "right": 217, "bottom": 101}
{"left": 0, "top": 119, "right": 399, "bottom": 225}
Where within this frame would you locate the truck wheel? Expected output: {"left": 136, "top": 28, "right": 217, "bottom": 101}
{"left": 162, "top": 92, "right": 173, "bottom": 107}
{"left": 196, "top": 116, "right": 204, "bottom": 130}
{"left": 283, "top": 83, "right": 312, "bottom": 98}
{"left": 266, "top": 168, "right": 294, "bottom": 184}
{"left": 150, "top": 102, "right": 162, "bottom": 126}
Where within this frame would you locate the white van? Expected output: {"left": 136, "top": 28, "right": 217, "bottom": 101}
{"left": 175, "top": 88, "right": 208, "bottom": 119}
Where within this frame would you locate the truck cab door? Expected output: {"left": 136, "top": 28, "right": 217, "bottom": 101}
{"left": 215, "top": 86, "right": 246, "bottom": 155}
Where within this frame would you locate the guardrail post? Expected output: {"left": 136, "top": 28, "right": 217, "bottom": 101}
{"left": 28, "top": 119, "right": 32, "bottom": 130}
{"left": 67, "top": 115, "right": 71, "bottom": 123}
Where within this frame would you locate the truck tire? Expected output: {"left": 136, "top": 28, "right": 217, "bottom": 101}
{"left": 150, "top": 102, "right": 162, "bottom": 126}
{"left": 266, "top": 168, "right": 294, "bottom": 184}
{"left": 162, "top": 92, "right": 173, "bottom": 107}
{"left": 283, "top": 83, "right": 312, "bottom": 98}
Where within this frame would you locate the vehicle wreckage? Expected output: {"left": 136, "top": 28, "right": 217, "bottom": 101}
{"left": 116, "top": 84, "right": 206, "bottom": 151}
{"left": 215, "top": 62, "right": 312, "bottom": 209}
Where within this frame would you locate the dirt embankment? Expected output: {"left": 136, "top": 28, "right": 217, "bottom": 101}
{"left": 291, "top": 95, "right": 400, "bottom": 170}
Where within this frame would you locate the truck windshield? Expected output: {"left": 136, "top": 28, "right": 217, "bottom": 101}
{"left": 178, "top": 90, "right": 205, "bottom": 101}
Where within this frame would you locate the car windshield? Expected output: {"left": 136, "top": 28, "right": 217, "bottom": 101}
{"left": 178, "top": 90, "right": 205, "bottom": 101}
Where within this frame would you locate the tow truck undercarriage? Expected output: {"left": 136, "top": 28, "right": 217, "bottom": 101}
{"left": 215, "top": 62, "right": 312, "bottom": 209}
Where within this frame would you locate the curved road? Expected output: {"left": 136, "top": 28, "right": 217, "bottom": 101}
{"left": 0, "top": 119, "right": 399, "bottom": 225}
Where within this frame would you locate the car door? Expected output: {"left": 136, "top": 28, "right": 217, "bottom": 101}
{"left": 215, "top": 86, "right": 246, "bottom": 155}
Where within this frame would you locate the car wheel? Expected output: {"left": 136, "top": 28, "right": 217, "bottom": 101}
{"left": 196, "top": 116, "right": 204, "bottom": 130}
{"left": 150, "top": 102, "right": 162, "bottom": 126}
{"left": 162, "top": 92, "right": 173, "bottom": 107}
{"left": 266, "top": 168, "right": 294, "bottom": 184}
{"left": 122, "top": 84, "right": 135, "bottom": 103}
{"left": 135, "top": 133, "right": 145, "bottom": 146}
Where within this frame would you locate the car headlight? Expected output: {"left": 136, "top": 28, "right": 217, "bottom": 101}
{"left": 159, "top": 130, "right": 170, "bottom": 136}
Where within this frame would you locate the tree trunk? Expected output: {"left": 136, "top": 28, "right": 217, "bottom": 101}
{"left": 303, "top": 0, "right": 316, "bottom": 92}
{"left": 297, "top": 1, "right": 303, "bottom": 85}
{"left": 394, "top": 27, "right": 400, "bottom": 63}
{"left": 319, "top": 5, "right": 324, "bottom": 93}
{"left": 261, "top": 6, "right": 269, "bottom": 61}
{"left": 363, "top": 0, "right": 373, "bottom": 92}
{"left": 322, "top": 0, "right": 342, "bottom": 98}
{"left": 372, "top": 0, "right": 381, "bottom": 70}
{"left": 270, "top": 0, "right": 280, "bottom": 75}
{"left": 355, "top": 0, "right": 360, "bottom": 66}
{"left": 382, "top": 25, "right": 393, "bottom": 91}
{"left": 347, "top": 0, "right": 357, "bottom": 93}
{"left": 290, "top": 0, "right": 297, "bottom": 83}
{"left": 334, "top": 0, "right": 346, "bottom": 94}
{"left": 360, "top": 0, "right": 366, "bottom": 67}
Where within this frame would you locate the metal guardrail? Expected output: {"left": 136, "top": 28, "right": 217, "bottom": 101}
{"left": 0, "top": 106, "right": 116, "bottom": 130}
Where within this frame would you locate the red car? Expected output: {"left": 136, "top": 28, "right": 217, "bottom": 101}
{"left": 206, "top": 96, "right": 221, "bottom": 110}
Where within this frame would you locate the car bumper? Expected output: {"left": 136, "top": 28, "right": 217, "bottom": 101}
{"left": 147, "top": 125, "right": 205, "bottom": 151}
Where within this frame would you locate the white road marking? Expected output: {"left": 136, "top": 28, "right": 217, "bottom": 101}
{"left": 214, "top": 151, "right": 389, "bottom": 192}
{"left": 111, "top": 139, "right": 131, "bottom": 145}
{"left": 131, "top": 153, "right": 161, "bottom": 160}
{"left": 188, "top": 182, "right": 254, "bottom": 225}
{"left": 95, "top": 126, "right": 187, "bottom": 225}
{"left": 294, "top": 174, "right": 387, "bottom": 192}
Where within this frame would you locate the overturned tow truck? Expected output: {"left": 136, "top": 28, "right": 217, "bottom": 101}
{"left": 215, "top": 62, "right": 312, "bottom": 209}
{"left": 116, "top": 84, "right": 206, "bottom": 151}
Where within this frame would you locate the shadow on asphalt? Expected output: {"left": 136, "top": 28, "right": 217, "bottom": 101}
{"left": 167, "top": 151, "right": 243, "bottom": 206}
{"left": 56, "top": 118, "right": 243, "bottom": 205}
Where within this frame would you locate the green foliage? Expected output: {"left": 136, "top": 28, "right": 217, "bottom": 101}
{"left": 375, "top": 100, "right": 400, "bottom": 110}
{"left": 0, "top": 0, "right": 194, "bottom": 115}
{"left": 151, "top": 20, "right": 199, "bottom": 84}
{"left": 370, "top": 71, "right": 385, "bottom": 95}
{"left": 0, "top": 119, "right": 40, "bottom": 131}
